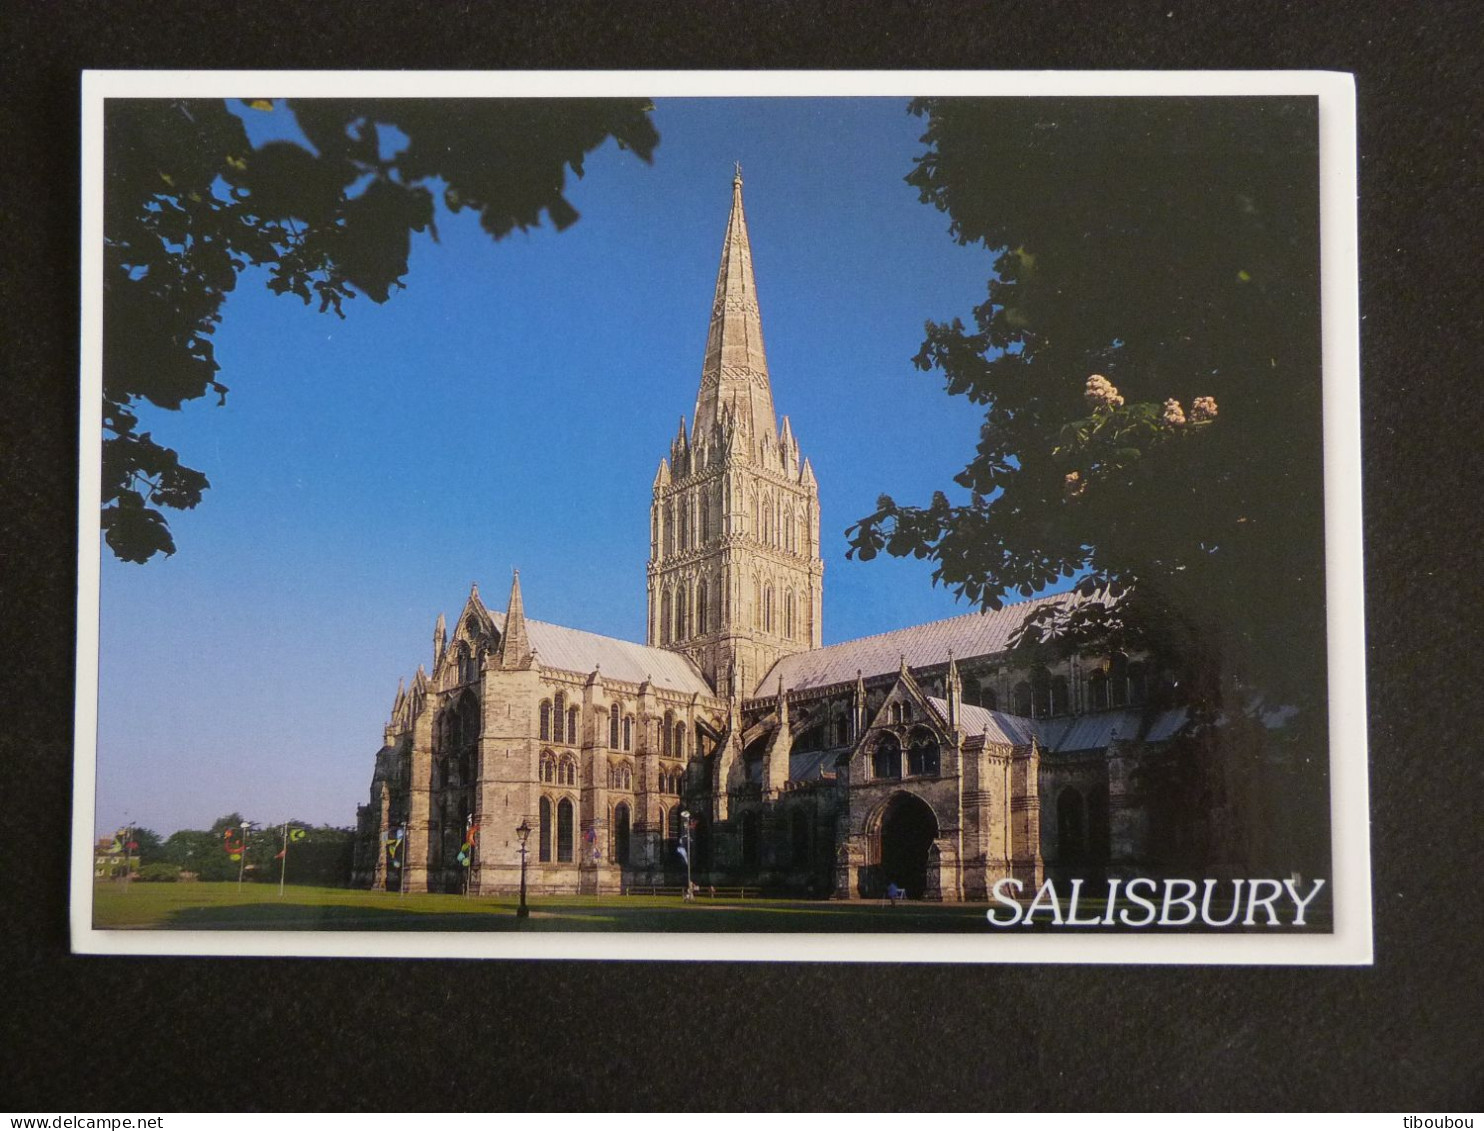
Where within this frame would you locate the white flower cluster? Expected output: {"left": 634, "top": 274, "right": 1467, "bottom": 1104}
{"left": 1162, "top": 398, "right": 1187, "bottom": 426}
{"left": 1191, "top": 395, "right": 1219, "bottom": 422}
{"left": 1085, "top": 374, "right": 1124, "bottom": 409}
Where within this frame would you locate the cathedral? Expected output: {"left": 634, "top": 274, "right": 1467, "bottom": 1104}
{"left": 352, "top": 173, "right": 1187, "bottom": 901}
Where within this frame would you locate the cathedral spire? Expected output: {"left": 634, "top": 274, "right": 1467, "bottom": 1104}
{"left": 694, "top": 168, "right": 777, "bottom": 443}
{"left": 496, "top": 570, "right": 532, "bottom": 670}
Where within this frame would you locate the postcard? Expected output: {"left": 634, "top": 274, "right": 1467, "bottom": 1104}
{"left": 73, "top": 70, "right": 1367, "bottom": 962}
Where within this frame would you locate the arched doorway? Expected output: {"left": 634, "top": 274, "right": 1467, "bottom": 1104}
{"left": 878, "top": 793, "right": 938, "bottom": 899}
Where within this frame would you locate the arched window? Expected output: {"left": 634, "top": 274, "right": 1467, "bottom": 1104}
{"left": 621, "top": 764, "right": 632, "bottom": 790}
{"left": 1031, "top": 667, "right": 1051, "bottom": 718}
{"left": 783, "top": 506, "right": 794, "bottom": 552}
{"left": 697, "top": 580, "right": 709, "bottom": 635}
{"left": 664, "top": 503, "right": 675, "bottom": 555}
{"left": 763, "top": 585, "right": 773, "bottom": 632}
{"left": 539, "top": 700, "right": 552, "bottom": 741}
{"left": 699, "top": 492, "right": 711, "bottom": 543}
{"left": 674, "top": 722, "right": 686, "bottom": 759}
{"left": 662, "top": 711, "right": 674, "bottom": 757}
{"left": 1013, "top": 681, "right": 1033, "bottom": 716}
{"left": 566, "top": 706, "right": 578, "bottom": 745}
{"left": 679, "top": 498, "right": 690, "bottom": 551}
{"left": 561, "top": 757, "right": 576, "bottom": 786}
{"left": 660, "top": 590, "right": 672, "bottom": 644}
{"left": 1127, "top": 662, "right": 1148, "bottom": 707}
{"left": 556, "top": 798, "right": 574, "bottom": 862}
{"left": 1088, "top": 669, "right": 1110, "bottom": 711}
{"left": 1050, "top": 675, "right": 1070, "bottom": 716}
{"left": 539, "top": 796, "right": 552, "bottom": 862}
{"left": 675, "top": 587, "right": 687, "bottom": 641}
{"left": 872, "top": 734, "right": 902, "bottom": 780}
{"left": 540, "top": 753, "right": 556, "bottom": 784}
{"left": 785, "top": 590, "right": 795, "bottom": 640}
{"left": 835, "top": 715, "right": 849, "bottom": 747}
{"left": 553, "top": 691, "right": 566, "bottom": 739}
{"left": 609, "top": 703, "right": 620, "bottom": 748}
{"left": 753, "top": 579, "right": 762, "bottom": 628}
{"left": 623, "top": 715, "right": 633, "bottom": 751}
{"left": 908, "top": 730, "right": 940, "bottom": 776}
{"left": 613, "top": 802, "right": 631, "bottom": 864}
{"left": 1109, "top": 653, "right": 1129, "bottom": 708}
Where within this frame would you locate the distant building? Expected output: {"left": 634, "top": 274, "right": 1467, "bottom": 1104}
{"left": 353, "top": 174, "right": 1188, "bottom": 900}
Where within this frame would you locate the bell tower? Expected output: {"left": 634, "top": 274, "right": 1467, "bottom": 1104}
{"left": 647, "top": 170, "right": 823, "bottom": 699}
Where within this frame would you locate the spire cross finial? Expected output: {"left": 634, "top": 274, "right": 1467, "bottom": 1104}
{"left": 733, "top": 160, "right": 743, "bottom": 184}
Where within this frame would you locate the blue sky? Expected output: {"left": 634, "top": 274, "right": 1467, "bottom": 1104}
{"left": 95, "top": 96, "right": 1026, "bottom": 837}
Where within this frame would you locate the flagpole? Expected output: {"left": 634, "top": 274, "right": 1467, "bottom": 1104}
{"left": 278, "top": 820, "right": 289, "bottom": 898}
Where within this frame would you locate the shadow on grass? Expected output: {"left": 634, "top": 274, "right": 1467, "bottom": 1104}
{"left": 157, "top": 899, "right": 1008, "bottom": 933}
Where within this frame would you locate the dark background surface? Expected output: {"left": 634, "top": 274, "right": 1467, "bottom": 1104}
{"left": 3, "top": 0, "right": 1481, "bottom": 1112}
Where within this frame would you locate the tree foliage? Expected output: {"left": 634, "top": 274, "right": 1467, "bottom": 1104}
{"left": 849, "top": 98, "right": 1327, "bottom": 722}
{"left": 104, "top": 97, "right": 659, "bottom": 562}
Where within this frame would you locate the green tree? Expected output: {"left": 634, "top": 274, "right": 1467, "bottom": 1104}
{"left": 104, "top": 97, "right": 658, "bottom": 563}
{"left": 848, "top": 98, "right": 1329, "bottom": 870}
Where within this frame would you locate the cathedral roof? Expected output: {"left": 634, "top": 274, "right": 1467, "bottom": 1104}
{"left": 754, "top": 591, "right": 1080, "bottom": 697}
{"left": 925, "top": 697, "right": 1037, "bottom": 746}
{"left": 485, "top": 610, "right": 714, "bottom": 696}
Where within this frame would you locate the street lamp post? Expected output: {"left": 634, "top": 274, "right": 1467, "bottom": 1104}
{"left": 515, "top": 818, "right": 532, "bottom": 919}
{"left": 236, "top": 820, "right": 251, "bottom": 891}
{"left": 680, "top": 809, "right": 693, "bottom": 900}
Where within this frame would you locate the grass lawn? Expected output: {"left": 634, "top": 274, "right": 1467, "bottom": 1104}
{"left": 91, "top": 881, "right": 1329, "bottom": 933}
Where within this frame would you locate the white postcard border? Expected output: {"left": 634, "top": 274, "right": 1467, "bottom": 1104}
{"left": 72, "top": 69, "right": 1368, "bottom": 964}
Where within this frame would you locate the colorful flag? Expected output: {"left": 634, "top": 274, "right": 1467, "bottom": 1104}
{"left": 290, "top": 828, "right": 308, "bottom": 842}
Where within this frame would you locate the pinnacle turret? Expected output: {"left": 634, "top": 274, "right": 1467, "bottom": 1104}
{"left": 496, "top": 569, "right": 532, "bottom": 670}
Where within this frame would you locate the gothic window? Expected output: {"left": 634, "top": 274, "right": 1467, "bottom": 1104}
{"left": 699, "top": 492, "right": 710, "bottom": 543}
{"left": 662, "top": 711, "right": 674, "bottom": 757}
{"left": 753, "top": 580, "right": 762, "bottom": 629}
{"left": 661, "top": 590, "right": 673, "bottom": 644}
{"left": 553, "top": 692, "right": 566, "bottom": 739}
{"left": 784, "top": 590, "right": 795, "bottom": 639}
{"left": 675, "top": 587, "right": 688, "bottom": 640}
{"left": 539, "top": 796, "right": 552, "bottom": 863}
{"left": 1128, "top": 662, "right": 1148, "bottom": 707}
{"left": 621, "top": 763, "right": 632, "bottom": 790}
{"left": 908, "top": 730, "right": 940, "bottom": 776}
{"left": 613, "top": 802, "right": 631, "bottom": 864}
{"left": 539, "top": 700, "right": 552, "bottom": 741}
{"left": 872, "top": 734, "right": 902, "bottom": 780}
{"left": 1031, "top": 667, "right": 1051, "bottom": 718}
{"left": 560, "top": 756, "right": 577, "bottom": 786}
{"left": 1089, "top": 669, "right": 1110, "bottom": 711}
{"left": 834, "top": 715, "right": 849, "bottom": 747}
{"left": 623, "top": 715, "right": 633, "bottom": 751}
{"left": 540, "top": 753, "right": 556, "bottom": 784}
{"left": 609, "top": 703, "right": 620, "bottom": 748}
{"left": 556, "top": 798, "right": 574, "bottom": 862}
{"left": 664, "top": 503, "right": 675, "bottom": 555}
{"left": 566, "top": 706, "right": 579, "bottom": 745}
{"left": 1013, "top": 680, "right": 1033, "bottom": 716}
{"left": 679, "top": 498, "right": 690, "bottom": 551}
{"left": 674, "top": 722, "right": 686, "bottom": 759}
{"left": 763, "top": 585, "right": 773, "bottom": 633}
{"left": 1110, "top": 653, "right": 1130, "bottom": 708}
{"left": 697, "top": 579, "right": 709, "bottom": 635}
{"left": 1050, "top": 675, "right": 1070, "bottom": 716}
